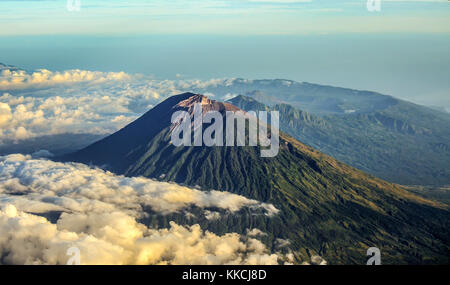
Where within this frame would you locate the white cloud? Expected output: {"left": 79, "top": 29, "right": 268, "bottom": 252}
{"left": 0, "top": 204, "right": 281, "bottom": 265}
{"left": 0, "top": 65, "right": 203, "bottom": 141}
{"left": 0, "top": 69, "right": 130, "bottom": 91}
{"left": 0, "top": 154, "right": 278, "bottom": 216}
{"left": 247, "top": 228, "right": 267, "bottom": 237}
{"left": 0, "top": 67, "right": 239, "bottom": 143}
{"left": 0, "top": 154, "right": 283, "bottom": 265}
{"left": 0, "top": 102, "right": 12, "bottom": 127}
{"left": 310, "top": 255, "right": 327, "bottom": 265}
{"left": 204, "top": 210, "right": 221, "bottom": 220}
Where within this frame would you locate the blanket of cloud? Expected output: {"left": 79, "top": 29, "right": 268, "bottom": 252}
{"left": 0, "top": 65, "right": 238, "bottom": 143}
{"left": 0, "top": 154, "right": 282, "bottom": 265}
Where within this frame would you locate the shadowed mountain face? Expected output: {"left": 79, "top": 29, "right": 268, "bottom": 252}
{"left": 229, "top": 95, "right": 450, "bottom": 186}
{"left": 60, "top": 93, "right": 450, "bottom": 264}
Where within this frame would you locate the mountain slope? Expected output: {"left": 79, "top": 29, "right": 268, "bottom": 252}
{"left": 60, "top": 93, "right": 450, "bottom": 264}
{"left": 229, "top": 95, "right": 450, "bottom": 185}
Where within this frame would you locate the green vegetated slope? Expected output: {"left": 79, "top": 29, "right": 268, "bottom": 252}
{"left": 60, "top": 93, "right": 450, "bottom": 264}
{"left": 229, "top": 95, "right": 450, "bottom": 185}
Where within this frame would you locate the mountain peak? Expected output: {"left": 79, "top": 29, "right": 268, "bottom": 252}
{"left": 175, "top": 93, "right": 211, "bottom": 107}
{"left": 174, "top": 92, "right": 240, "bottom": 113}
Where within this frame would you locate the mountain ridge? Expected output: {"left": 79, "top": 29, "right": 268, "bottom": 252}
{"left": 228, "top": 95, "right": 450, "bottom": 185}
{"left": 59, "top": 93, "right": 450, "bottom": 264}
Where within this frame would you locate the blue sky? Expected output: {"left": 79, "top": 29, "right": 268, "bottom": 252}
{"left": 0, "top": 0, "right": 449, "bottom": 108}
{"left": 0, "top": 0, "right": 449, "bottom": 35}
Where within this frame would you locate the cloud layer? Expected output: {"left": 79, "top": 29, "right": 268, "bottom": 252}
{"left": 0, "top": 154, "right": 281, "bottom": 265}
{"left": 0, "top": 67, "right": 236, "bottom": 142}
{"left": 0, "top": 204, "right": 281, "bottom": 265}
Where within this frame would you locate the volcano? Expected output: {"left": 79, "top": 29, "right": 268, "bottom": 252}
{"left": 60, "top": 92, "right": 450, "bottom": 264}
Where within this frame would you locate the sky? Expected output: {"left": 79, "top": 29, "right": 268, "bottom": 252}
{"left": 0, "top": 0, "right": 449, "bottom": 35}
{"left": 0, "top": 0, "right": 449, "bottom": 108}
{"left": 0, "top": 0, "right": 450, "bottom": 35}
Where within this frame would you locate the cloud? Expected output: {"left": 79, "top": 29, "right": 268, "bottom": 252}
{"left": 0, "top": 154, "right": 285, "bottom": 264}
{"left": 246, "top": 228, "right": 267, "bottom": 237}
{"left": 0, "top": 154, "right": 278, "bottom": 216}
{"left": 0, "top": 66, "right": 240, "bottom": 143}
{"left": 204, "top": 210, "right": 221, "bottom": 220}
{"left": 275, "top": 238, "right": 291, "bottom": 248}
{"left": 0, "top": 68, "right": 130, "bottom": 91}
{"left": 0, "top": 204, "right": 281, "bottom": 265}
{"left": 0, "top": 102, "right": 12, "bottom": 127}
{"left": 0, "top": 67, "right": 140, "bottom": 141}
{"left": 310, "top": 255, "right": 327, "bottom": 265}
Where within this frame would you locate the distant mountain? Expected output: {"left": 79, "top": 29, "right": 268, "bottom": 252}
{"left": 228, "top": 95, "right": 450, "bottom": 186}
{"left": 191, "top": 79, "right": 398, "bottom": 115}
{"left": 59, "top": 93, "right": 450, "bottom": 264}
